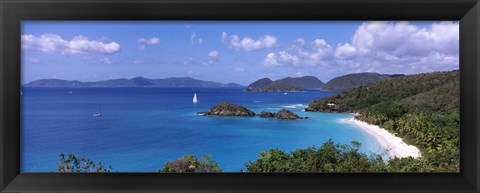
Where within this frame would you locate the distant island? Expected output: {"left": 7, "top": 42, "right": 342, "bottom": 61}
{"left": 25, "top": 77, "right": 244, "bottom": 88}
{"left": 244, "top": 76, "right": 324, "bottom": 92}
{"left": 243, "top": 73, "right": 404, "bottom": 92}
{"left": 26, "top": 72, "right": 405, "bottom": 91}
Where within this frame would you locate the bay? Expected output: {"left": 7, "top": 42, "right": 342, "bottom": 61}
{"left": 21, "top": 87, "right": 385, "bottom": 172}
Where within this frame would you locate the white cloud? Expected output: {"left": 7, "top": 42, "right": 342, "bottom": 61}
{"left": 335, "top": 43, "right": 356, "bottom": 59}
{"left": 334, "top": 21, "right": 459, "bottom": 73}
{"left": 294, "top": 38, "right": 333, "bottom": 65}
{"left": 351, "top": 21, "right": 458, "bottom": 59}
{"left": 221, "top": 32, "right": 228, "bottom": 42}
{"left": 208, "top": 50, "right": 219, "bottom": 58}
{"left": 295, "top": 38, "right": 306, "bottom": 45}
{"left": 268, "top": 21, "right": 459, "bottom": 75}
{"left": 137, "top": 37, "right": 160, "bottom": 50}
{"left": 263, "top": 51, "right": 299, "bottom": 67}
{"left": 22, "top": 34, "right": 121, "bottom": 55}
{"left": 190, "top": 32, "right": 203, "bottom": 46}
{"left": 222, "top": 32, "right": 277, "bottom": 51}
{"left": 313, "top": 39, "right": 328, "bottom": 47}
{"left": 234, "top": 67, "right": 245, "bottom": 72}
{"left": 137, "top": 37, "right": 160, "bottom": 45}
{"left": 67, "top": 36, "right": 120, "bottom": 55}
{"left": 191, "top": 32, "right": 196, "bottom": 44}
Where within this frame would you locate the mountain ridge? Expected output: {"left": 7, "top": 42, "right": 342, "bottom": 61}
{"left": 25, "top": 77, "right": 244, "bottom": 88}
{"left": 322, "top": 72, "right": 400, "bottom": 91}
{"left": 244, "top": 76, "right": 324, "bottom": 92}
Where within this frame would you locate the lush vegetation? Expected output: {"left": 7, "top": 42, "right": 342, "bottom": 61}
{"left": 322, "top": 72, "right": 397, "bottom": 91}
{"left": 200, "top": 102, "right": 256, "bottom": 116}
{"left": 244, "top": 78, "right": 301, "bottom": 92}
{"left": 246, "top": 140, "right": 385, "bottom": 172}
{"left": 259, "top": 109, "right": 303, "bottom": 120}
{"left": 57, "top": 153, "right": 113, "bottom": 172}
{"left": 58, "top": 140, "right": 438, "bottom": 173}
{"left": 246, "top": 140, "right": 447, "bottom": 172}
{"left": 57, "top": 153, "right": 222, "bottom": 173}
{"left": 159, "top": 154, "right": 222, "bottom": 172}
{"left": 275, "top": 109, "right": 302, "bottom": 120}
{"left": 306, "top": 70, "right": 460, "bottom": 172}
{"left": 275, "top": 76, "right": 325, "bottom": 89}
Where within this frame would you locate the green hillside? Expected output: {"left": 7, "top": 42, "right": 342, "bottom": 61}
{"left": 322, "top": 72, "right": 393, "bottom": 91}
{"left": 275, "top": 76, "right": 325, "bottom": 89}
{"left": 306, "top": 70, "right": 460, "bottom": 172}
{"left": 244, "top": 76, "right": 323, "bottom": 92}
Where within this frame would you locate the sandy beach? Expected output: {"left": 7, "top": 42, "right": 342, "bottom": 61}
{"left": 339, "top": 118, "right": 421, "bottom": 159}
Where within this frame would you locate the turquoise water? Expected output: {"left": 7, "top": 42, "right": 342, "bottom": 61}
{"left": 21, "top": 87, "right": 384, "bottom": 172}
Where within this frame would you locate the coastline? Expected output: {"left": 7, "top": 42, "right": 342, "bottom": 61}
{"left": 339, "top": 118, "right": 421, "bottom": 159}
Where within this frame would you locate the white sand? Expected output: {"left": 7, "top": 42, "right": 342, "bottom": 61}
{"left": 339, "top": 118, "right": 421, "bottom": 159}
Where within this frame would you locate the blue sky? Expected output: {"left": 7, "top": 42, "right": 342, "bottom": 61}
{"left": 21, "top": 21, "right": 459, "bottom": 85}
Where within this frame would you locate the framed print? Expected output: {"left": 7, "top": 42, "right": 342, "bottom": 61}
{"left": 1, "top": 0, "right": 479, "bottom": 192}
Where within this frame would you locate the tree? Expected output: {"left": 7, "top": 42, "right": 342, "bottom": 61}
{"left": 57, "top": 153, "right": 113, "bottom": 172}
{"left": 159, "top": 154, "right": 222, "bottom": 172}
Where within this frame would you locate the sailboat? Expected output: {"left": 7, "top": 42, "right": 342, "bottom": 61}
{"left": 93, "top": 107, "right": 101, "bottom": 117}
{"left": 193, "top": 93, "right": 198, "bottom": 103}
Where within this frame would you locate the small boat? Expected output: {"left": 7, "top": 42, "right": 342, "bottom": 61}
{"left": 284, "top": 92, "right": 288, "bottom": 95}
{"left": 93, "top": 108, "right": 101, "bottom": 117}
{"left": 68, "top": 91, "right": 73, "bottom": 94}
{"left": 193, "top": 93, "right": 198, "bottom": 103}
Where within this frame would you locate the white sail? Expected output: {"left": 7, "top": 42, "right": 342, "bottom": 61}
{"left": 193, "top": 93, "right": 198, "bottom": 103}
{"left": 93, "top": 107, "right": 101, "bottom": 117}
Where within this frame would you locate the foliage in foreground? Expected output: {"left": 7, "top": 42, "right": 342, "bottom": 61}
{"left": 57, "top": 153, "right": 113, "bottom": 172}
{"left": 57, "top": 153, "right": 222, "bottom": 173}
{"left": 60, "top": 142, "right": 438, "bottom": 173}
{"left": 159, "top": 154, "right": 222, "bottom": 172}
{"left": 245, "top": 140, "right": 438, "bottom": 172}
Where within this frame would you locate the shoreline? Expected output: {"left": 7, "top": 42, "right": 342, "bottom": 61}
{"left": 339, "top": 118, "right": 421, "bottom": 159}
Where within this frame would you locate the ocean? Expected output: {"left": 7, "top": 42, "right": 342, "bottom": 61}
{"left": 21, "top": 87, "right": 385, "bottom": 172}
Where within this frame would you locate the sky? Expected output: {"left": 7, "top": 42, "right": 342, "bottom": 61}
{"left": 21, "top": 21, "right": 459, "bottom": 85}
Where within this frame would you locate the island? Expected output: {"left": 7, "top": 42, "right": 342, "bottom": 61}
{"left": 273, "top": 109, "right": 302, "bottom": 120}
{"left": 198, "top": 102, "right": 256, "bottom": 117}
{"left": 25, "top": 77, "right": 244, "bottom": 88}
{"left": 258, "top": 110, "right": 303, "bottom": 120}
{"left": 244, "top": 76, "right": 324, "bottom": 92}
{"left": 200, "top": 102, "right": 303, "bottom": 120}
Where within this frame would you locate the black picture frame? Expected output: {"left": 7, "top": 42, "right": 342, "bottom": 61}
{"left": 1, "top": 0, "right": 479, "bottom": 192}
